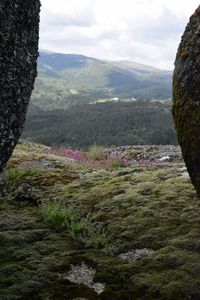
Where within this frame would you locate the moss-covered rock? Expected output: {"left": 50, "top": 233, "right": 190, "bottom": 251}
{"left": 172, "top": 5, "right": 200, "bottom": 195}
{"left": 2, "top": 142, "right": 200, "bottom": 299}
{"left": 0, "top": 0, "right": 40, "bottom": 172}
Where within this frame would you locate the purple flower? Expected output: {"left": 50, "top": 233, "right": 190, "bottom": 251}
{"left": 51, "top": 147, "right": 167, "bottom": 169}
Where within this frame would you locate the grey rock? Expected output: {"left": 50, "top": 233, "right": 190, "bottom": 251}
{"left": 0, "top": 0, "right": 40, "bottom": 172}
{"left": 172, "top": 6, "right": 200, "bottom": 195}
{"left": 106, "top": 145, "right": 182, "bottom": 162}
{"left": 119, "top": 248, "right": 155, "bottom": 261}
{"left": 63, "top": 262, "right": 105, "bottom": 294}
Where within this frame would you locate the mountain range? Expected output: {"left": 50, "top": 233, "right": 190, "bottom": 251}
{"left": 32, "top": 50, "right": 172, "bottom": 109}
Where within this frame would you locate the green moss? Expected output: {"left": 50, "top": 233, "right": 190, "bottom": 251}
{"left": 3, "top": 142, "right": 200, "bottom": 299}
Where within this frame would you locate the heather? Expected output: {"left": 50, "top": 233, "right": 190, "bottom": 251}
{"left": 50, "top": 145, "right": 167, "bottom": 170}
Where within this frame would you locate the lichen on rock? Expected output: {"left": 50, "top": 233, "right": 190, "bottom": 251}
{"left": 64, "top": 262, "right": 105, "bottom": 294}
{"left": 172, "top": 5, "right": 200, "bottom": 195}
{"left": 0, "top": 0, "right": 40, "bottom": 172}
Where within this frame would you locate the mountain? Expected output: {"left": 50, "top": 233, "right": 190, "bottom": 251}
{"left": 32, "top": 51, "right": 172, "bottom": 109}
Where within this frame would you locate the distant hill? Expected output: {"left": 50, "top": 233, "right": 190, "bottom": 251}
{"left": 32, "top": 51, "right": 172, "bottom": 109}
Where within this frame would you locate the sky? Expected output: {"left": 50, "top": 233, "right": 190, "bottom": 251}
{"left": 40, "top": 0, "right": 200, "bottom": 70}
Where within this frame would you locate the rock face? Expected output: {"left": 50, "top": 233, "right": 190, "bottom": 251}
{"left": 0, "top": 0, "right": 40, "bottom": 171}
{"left": 172, "top": 6, "right": 200, "bottom": 195}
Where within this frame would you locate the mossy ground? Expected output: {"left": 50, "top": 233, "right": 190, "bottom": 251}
{"left": 1, "top": 142, "right": 200, "bottom": 299}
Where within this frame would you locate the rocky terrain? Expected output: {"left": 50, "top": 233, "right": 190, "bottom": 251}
{"left": 1, "top": 141, "right": 200, "bottom": 300}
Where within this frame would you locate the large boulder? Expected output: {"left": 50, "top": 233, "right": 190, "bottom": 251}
{"left": 173, "top": 6, "right": 200, "bottom": 195}
{"left": 0, "top": 0, "right": 40, "bottom": 171}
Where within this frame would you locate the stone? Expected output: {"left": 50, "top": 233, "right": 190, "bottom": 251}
{"left": 0, "top": 0, "right": 40, "bottom": 172}
{"left": 63, "top": 262, "right": 105, "bottom": 294}
{"left": 172, "top": 5, "right": 200, "bottom": 195}
{"left": 118, "top": 248, "right": 155, "bottom": 261}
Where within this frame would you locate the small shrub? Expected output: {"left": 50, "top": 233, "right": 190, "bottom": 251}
{"left": 87, "top": 145, "right": 106, "bottom": 161}
{"left": 40, "top": 204, "right": 69, "bottom": 231}
{"left": 68, "top": 218, "right": 88, "bottom": 238}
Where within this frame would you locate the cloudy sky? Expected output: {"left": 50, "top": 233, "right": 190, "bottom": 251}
{"left": 40, "top": 0, "right": 200, "bottom": 70}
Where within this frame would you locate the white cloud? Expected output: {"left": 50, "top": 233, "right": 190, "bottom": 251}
{"left": 39, "top": 0, "right": 200, "bottom": 69}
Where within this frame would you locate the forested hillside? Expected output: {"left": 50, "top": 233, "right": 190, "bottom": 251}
{"left": 22, "top": 101, "right": 177, "bottom": 149}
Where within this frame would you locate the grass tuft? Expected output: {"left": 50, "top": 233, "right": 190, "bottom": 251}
{"left": 5, "top": 167, "right": 42, "bottom": 181}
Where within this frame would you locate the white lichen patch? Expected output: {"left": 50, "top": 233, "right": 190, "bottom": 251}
{"left": 179, "top": 167, "right": 189, "bottom": 178}
{"left": 63, "top": 262, "right": 105, "bottom": 294}
{"left": 159, "top": 155, "right": 170, "bottom": 162}
{"left": 182, "top": 171, "right": 189, "bottom": 178}
{"left": 119, "top": 248, "right": 155, "bottom": 261}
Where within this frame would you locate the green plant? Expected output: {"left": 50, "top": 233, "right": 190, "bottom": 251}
{"left": 40, "top": 204, "right": 69, "bottom": 231}
{"left": 84, "top": 222, "right": 117, "bottom": 255}
{"left": 40, "top": 203, "right": 117, "bottom": 255}
{"left": 5, "top": 167, "right": 42, "bottom": 181}
{"left": 67, "top": 217, "right": 87, "bottom": 238}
